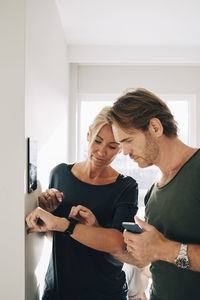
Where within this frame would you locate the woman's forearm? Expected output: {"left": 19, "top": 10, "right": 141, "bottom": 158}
{"left": 26, "top": 207, "right": 143, "bottom": 266}
{"left": 71, "top": 223, "right": 124, "bottom": 254}
{"left": 57, "top": 218, "right": 147, "bottom": 267}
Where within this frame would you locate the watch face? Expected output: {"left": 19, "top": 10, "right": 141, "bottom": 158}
{"left": 176, "top": 256, "right": 190, "bottom": 269}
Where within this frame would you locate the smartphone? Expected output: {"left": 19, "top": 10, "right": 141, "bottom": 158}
{"left": 122, "top": 222, "right": 143, "bottom": 234}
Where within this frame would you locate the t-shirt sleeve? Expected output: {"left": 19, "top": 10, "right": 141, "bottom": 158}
{"left": 47, "top": 164, "right": 71, "bottom": 217}
{"left": 111, "top": 177, "right": 138, "bottom": 232}
{"left": 48, "top": 164, "right": 64, "bottom": 189}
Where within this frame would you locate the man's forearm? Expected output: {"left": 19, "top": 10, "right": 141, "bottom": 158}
{"left": 188, "top": 244, "right": 200, "bottom": 272}
{"left": 155, "top": 239, "right": 200, "bottom": 272}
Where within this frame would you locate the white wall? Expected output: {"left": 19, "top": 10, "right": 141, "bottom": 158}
{"left": 77, "top": 65, "right": 200, "bottom": 145}
{"left": 25, "top": 1, "right": 69, "bottom": 299}
{"left": 0, "top": 0, "right": 25, "bottom": 299}
{"left": 0, "top": 0, "right": 68, "bottom": 299}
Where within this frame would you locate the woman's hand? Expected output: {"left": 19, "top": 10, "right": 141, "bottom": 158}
{"left": 26, "top": 207, "right": 68, "bottom": 233}
{"left": 69, "top": 205, "right": 99, "bottom": 227}
{"left": 38, "top": 188, "right": 64, "bottom": 212}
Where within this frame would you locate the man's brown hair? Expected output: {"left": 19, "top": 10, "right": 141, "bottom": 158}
{"left": 108, "top": 88, "right": 178, "bottom": 137}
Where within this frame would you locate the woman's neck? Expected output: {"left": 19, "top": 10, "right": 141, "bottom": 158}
{"left": 82, "top": 160, "right": 111, "bottom": 179}
{"left": 72, "top": 160, "right": 119, "bottom": 185}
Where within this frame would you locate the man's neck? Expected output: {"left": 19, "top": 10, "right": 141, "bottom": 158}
{"left": 156, "top": 138, "right": 197, "bottom": 186}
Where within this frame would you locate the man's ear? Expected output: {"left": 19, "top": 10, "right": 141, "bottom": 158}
{"left": 149, "top": 118, "right": 163, "bottom": 137}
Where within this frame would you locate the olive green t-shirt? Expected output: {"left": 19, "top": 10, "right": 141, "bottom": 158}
{"left": 145, "top": 149, "right": 200, "bottom": 300}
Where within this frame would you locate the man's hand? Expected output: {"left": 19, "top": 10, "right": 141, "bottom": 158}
{"left": 69, "top": 205, "right": 99, "bottom": 227}
{"left": 38, "top": 188, "right": 64, "bottom": 212}
{"left": 123, "top": 216, "right": 169, "bottom": 264}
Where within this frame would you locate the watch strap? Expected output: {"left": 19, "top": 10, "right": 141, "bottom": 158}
{"left": 175, "top": 243, "right": 190, "bottom": 269}
{"left": 64, "top": 216, "right": 79, "bottom": 235}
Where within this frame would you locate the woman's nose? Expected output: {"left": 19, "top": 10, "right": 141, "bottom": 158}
{"left": 98, "top": 145, "right": 106, "bottom": 156}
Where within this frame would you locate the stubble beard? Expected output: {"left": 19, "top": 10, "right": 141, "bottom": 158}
{"left": 139, "top": 132, "right": 159, "bottom": 168}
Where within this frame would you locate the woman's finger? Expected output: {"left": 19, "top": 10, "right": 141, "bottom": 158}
{"left": 55, "top": 191, "right": 64, "bottom": 202}
{"left": 79, "top": 210, "right": 89, "bottom": 219}
{"left": 27, "top": 223, "right": 42, "bottom": 233}
{"left": 25, "top": 214, "right": 33, "bottom": 229}
{"left": 77, "top": 205, "right": 90, "bottom": 212}
{"left": 38, "top": 192, "right": 51, "bottom": 210}
{"left": 69, "top": 206, "right": 76, "bottom": 217}
{"left": 38, "top": 188, "right": 63, "bottom": 211}
{"left": 26, "top": 213, "right": 40, "bottom": 233}
{"left": 47, "top": 189, "right": 57, "bottom": 210}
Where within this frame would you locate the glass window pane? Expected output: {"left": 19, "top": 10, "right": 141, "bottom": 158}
{"left": 166, "top": 100, "right": 189, "bottom": 144}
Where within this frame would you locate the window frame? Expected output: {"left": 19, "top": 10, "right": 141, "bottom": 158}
{"left": 76, "top": 93, "right": 197, "bottom": 161}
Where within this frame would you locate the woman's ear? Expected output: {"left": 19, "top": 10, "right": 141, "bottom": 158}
{"left": 87, "top": 132, "right": 90, "bottom": 142}
{"left": 149, "top": 118, "right": 163, "bottom": 137}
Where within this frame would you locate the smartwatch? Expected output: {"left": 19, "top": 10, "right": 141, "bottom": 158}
{"left": 64, "top": 216, "right": 79, "bottom": 235}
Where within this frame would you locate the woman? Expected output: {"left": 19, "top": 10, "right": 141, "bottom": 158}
{"left": 26, "top": 107, "right": 138, "bottom": 300}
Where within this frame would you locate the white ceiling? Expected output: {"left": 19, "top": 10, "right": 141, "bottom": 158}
{"left": 56, "top": 0, "right": 200, "bottom": 46}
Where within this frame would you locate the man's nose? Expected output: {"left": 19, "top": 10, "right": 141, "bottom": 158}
{"left": 122, "top": 144, "right": 131, "bottom": 156}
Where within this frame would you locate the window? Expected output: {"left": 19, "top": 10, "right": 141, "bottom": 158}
{"left": 77, "top": 93, "right": 196, "bottom": 216}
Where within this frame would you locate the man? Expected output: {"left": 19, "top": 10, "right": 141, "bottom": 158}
{"left": 108, "top": 88, "right": 200, "bottom": 300}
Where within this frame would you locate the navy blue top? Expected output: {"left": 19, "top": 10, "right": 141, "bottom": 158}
{"left": 42, "top": 163, "right": 138, "bottom": 300}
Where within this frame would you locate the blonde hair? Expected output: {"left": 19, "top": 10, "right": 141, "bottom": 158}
{"left": 88, "top": 106, "right": 112, "bottom": 142}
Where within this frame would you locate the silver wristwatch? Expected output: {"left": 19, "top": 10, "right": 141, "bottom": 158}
{"left": 175, "top": 243, "right": 190, "bottom": 269}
